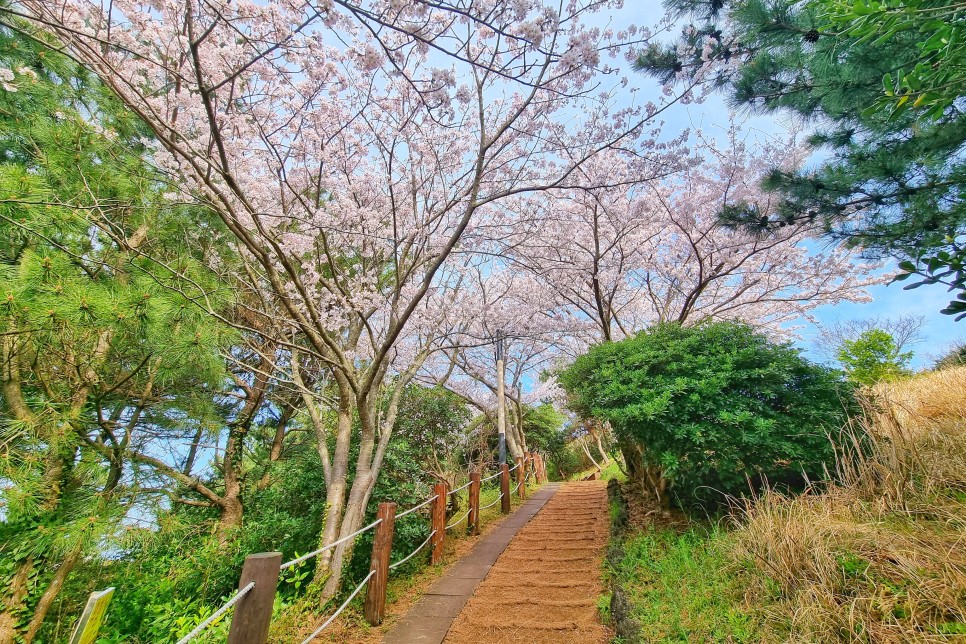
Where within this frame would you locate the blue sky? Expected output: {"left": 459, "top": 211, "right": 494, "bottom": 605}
{"left": 670, "top": 100, "right": 963, "bottom": 369}
{"left": 801, "top": 276, "right": 963, "bottom": 368}
{"left": 601, "top": 5, "right": 964, "bottom": 369}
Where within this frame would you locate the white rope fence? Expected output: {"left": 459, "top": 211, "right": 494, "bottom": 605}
{"left": 395, "top": 494, "right": 438, "bottom": 519}
{"left": 480, "top": 469, "right": 503, "bottom": 482}
{"left": 445, "top": 507, "right": 472, "bottom": 530}
{"left": 281, "top": 518, "right": 384, "bottom": 571}
{"left": 389, "top": 530, "right": 436, "bottom": 571}
{"left": 299, "top": 570, "right": 376, "bottom": 644}
{"left": 171, "top": 457, "right": 545, "bottom": 643}
{"left": 449, "top": 479, "right": 473, "bottom": 494}
{"left": 175, "top": 581, "right": 255, "bottom": 644}
{"left": 479, "top": 492, "right": 504, "bottom": 510}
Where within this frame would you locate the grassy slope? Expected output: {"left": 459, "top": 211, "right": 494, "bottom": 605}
{"left": 607, "top": 367, "right": 966, "bottom": 643}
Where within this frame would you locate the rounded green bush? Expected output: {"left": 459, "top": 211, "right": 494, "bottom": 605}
{"left": 559, "top": 322, "right": 856, "bottom": 507}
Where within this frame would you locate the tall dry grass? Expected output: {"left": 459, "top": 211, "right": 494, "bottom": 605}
{"left": 872, "top": 366, "right": 966, "bottom": 434}
{"left": 731, "top": 367, "right": 966, "bottom": 643}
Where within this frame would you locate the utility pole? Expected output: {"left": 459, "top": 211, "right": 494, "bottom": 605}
{"left": 495, "top": 331, "right": 507, "bottom": 465}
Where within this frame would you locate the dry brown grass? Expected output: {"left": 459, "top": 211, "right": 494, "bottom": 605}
{"left": 872, "top": 365, "right": 966, "bottom": 432}
{"left": 731, "top": 367, "right": 966, "bottom": 643}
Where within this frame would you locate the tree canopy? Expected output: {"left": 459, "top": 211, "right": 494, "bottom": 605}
{"left": 635, "top": 0, "right": 966, "bottom": 318}
{"left": 838, "top": 329, "right": 913, "bottom": 385}
{"left": 0, "top": 0, "right": 890, "bottom": 639}
{"left": 0, "top": 21, "right": 232, "bottom": 641}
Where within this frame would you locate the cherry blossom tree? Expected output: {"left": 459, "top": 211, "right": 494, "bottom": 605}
{"left": 417, "top": 265, "right": 579, "bottom": 460}
{"left": 501, "top": 126, "right": 881, "bottom": 342}
{"left": 8, "top": 0, "right": 699, "bottom": 596}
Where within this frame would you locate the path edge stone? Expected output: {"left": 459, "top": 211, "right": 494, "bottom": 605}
{"left": 381, "top": 483, "right": 560, "bottom": 644}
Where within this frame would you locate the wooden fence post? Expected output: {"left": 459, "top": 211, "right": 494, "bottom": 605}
{"left": 430, "top": 482, "right": 447, "bottom": 564}
{"left": 364, "top": 502, "right": 397, "bottom": 626}
{"left": 500, "top": 464, "right": 511, "bottom": 514}
{"left": 516, "top": 456, "right": 526, "bottom": 500}
{"left": 536, "top": 454, "right": 545, "bottom": 483}
{"left": 468, "top": 472, "right": 481, "bottom": 535}
{"left": 227, "top": 552, "right": 282, "bottom": 644}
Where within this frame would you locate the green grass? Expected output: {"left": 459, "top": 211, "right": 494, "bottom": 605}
{"left": 608, "top": 526, "right": 762, "bottom": 643}
{"left": 568, "top": 458, "right": 624, "bottom": 482}
{"left": 599, "top": 459, "right": 624, "bottom": 481}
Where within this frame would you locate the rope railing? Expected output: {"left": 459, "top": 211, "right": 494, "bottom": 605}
{"left": 166, "top": 453, "right": 548, "bottom": 644}
{"left": 449, "top": 479, "right": 473, "bottom": 494}
{"left": 479, "top": 493, "right": 504, "bottom": 510}
{"left": 445, "top": 507, "right": 472, "bottom": 530}
{"left": 514, "top": 465, "right": 535, "bottom": 494}
{"left": 175, "top": 581, "right": 255, "bottom": 644}
{"left": 299, "top": 569, "right": 376, "bottom": 644}
{"left": 395, "top": 493, "right": 438, "bottom": 519}
{"left": 389, "top": 530, "right": 436, "bottom": 570}
{"left": 481, "top": 469, "right": 503, "bottom": 482}
{"left": 281, "top": 517, "right": 384, "bottom": 570}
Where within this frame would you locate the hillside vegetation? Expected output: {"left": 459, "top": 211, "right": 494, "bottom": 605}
{"left": 608, "top": 366, "right": 966, "bottom": 643}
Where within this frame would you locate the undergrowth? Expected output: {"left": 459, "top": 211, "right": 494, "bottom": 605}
{"left": 609, "top": 526, "right": 763, "bottom": 643}
{"left": 608, "top": 366, "right": 966, "bottom": 643}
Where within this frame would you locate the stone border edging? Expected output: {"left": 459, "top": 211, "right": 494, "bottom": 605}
{"left": 381, "top": 484, "right": 561, "bottom": 644}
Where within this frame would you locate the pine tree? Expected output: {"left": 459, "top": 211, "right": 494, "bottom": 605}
{"left": 0, "top": 22, "right": 231, "bottom": 641}
{"left": 635, "top": 0, "right": 966, "bottom": 318}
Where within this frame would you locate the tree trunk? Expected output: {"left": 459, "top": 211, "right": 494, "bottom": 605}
{"left": 320, "top": 382, "right": 382, "bottom": 598}
{"left": 22, "top": 547, "right": 82, "bottom": 643}
{"left": 258, "top": 401, "right": 296, "bottom": 489}
{"left": 504, "top": 423, "right": 524, "bottom": 460}
{"left": 315, "top": 368, "right": 411, "bottom": 601}
{"left": 216, "top": 351, "right": 272, "bottom": 543}
{"left": 320, "top": 469, "right": 371, "bottom": 599}
{"left": 312, "top": 382, "right": 354, "bottom": 584}
{"left": 581, "top": 436, "right": 601, "bottom": 470}
{"left": 511, "top": 397, "right": 528, "bottom": 455}
{"left": 617, "top": 438, "right": 669, "bottom": 508}
{"left": 618, "top": 437, "right": 646, "bottom": 484}
{"left": 592, "top": 427, "right": 609, "bottom": 465}
{"left": 0, "top": 556, "right": 33, "bottom": 643}
{"left": 643, "top": 466, "right": 670, "bottom": 510}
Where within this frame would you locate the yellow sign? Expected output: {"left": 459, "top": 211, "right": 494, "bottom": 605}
{"left": 69, "top": 587, "right": 115, "bottom": 644}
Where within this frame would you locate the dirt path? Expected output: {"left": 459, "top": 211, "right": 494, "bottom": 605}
{"left": 444, "top": 481, "right": 611, "bottom": 644}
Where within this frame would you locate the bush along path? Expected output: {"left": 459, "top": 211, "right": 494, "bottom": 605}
{"left": 443, "top": 481, "right": 611, "bottom": 644}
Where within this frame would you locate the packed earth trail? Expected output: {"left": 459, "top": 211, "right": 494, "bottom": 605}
{"left": 444, "top": 481, "right": 611, "bottom": 644}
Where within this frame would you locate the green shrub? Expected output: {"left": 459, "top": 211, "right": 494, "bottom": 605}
{"left": 934, "top": 342, "right": 966, "bottom": 370}
{"left": 558, "top": 322, "right": 855, "bottom": 507}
